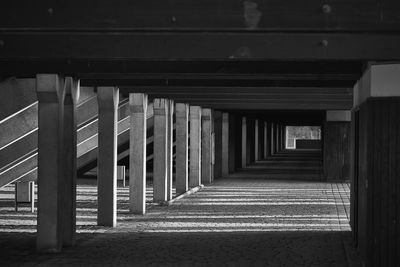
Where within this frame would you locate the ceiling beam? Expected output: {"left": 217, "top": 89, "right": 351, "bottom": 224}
{"left": 1, "top": 32, "right": 400, "bottom": 61}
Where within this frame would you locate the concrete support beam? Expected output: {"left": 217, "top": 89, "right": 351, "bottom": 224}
{"left": 153, "top": 99, "right": 168, "bottom": 203}
{"left": 97, "top": 87, "right": 119, "bottom": 227}
{"left": 263, "top": 122, "right": 268, "bottom": 159}
{"left": 241, "top": 117, "right": 247, "bottom": 168}
{"left": 326, "top": 110, "right": 351, "bottom": 122}
{"left": 271, "top": 123, "right": 276, "bottom": 155}
{"left": 201, "top": 108, "right": 212, "bottom": 184}
{"left": 189, "top": 106, "right": 202, "bottom": 187}
{"left": 228, "top": 114, "right": 236, "bottom": 173}
{"left": 166, "top": 100, "right": 174, "bottom": 200}
{"left": 129, "top": 93, "right": 148, "bottom": 214}
{"left": 354, "top": 63, "right": 400, "bottom": 107}
{"left": 221, "top": 113, "right": 229, "bottom": 177}
{"left": 36, "top": 74, "right": 65, "bottom": 252}
{"left": 61, "top": 77, "right": 79, "bottom": 247}
{"left": 254, "top": 119, "right": 259, "bottom": 161}
{"left": 175, "top": 103, "right": 189, "bottom": 195}
{"left": 214, "top": 111, "right": 222, "bottom": 178}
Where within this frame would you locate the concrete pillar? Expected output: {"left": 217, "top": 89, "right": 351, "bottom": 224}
{"left": 282, "top": 125, "right": 285, "bottom": 150}
{"left": 61, "top": 77, "right": 79, "bottom": 247}
{"left": 36, "top": 74, "right": 65, "bottom": 252}
{"left": 189, "top": 106, "right": 202, "bottom": 187}
{"left": 221, "top": 113, "right": 229, "bottom": 176}
{"left": 254, "top": 119, "right": 259, "bottom": 161}
{"left": 129, "top": 93, "right": 147, "bottom": 214}
{"left": 153, "top": 99, "right": 168, "bottom": 202}
{"left": 275, "top": 124, "right": 280, "bottom": 153}
{"left": 263, "top": 122, "right": 268, "bottom": 159}
{"left": 270, "top": 123, "right": 275, "bottom": 155}
{"left": 211, "top": 115, "right": 215, "bottom": 181}
{"left": 166, "top": 100, "right": 174, "bottom": 200}
{"left": 175, "top": 103, "right": 189, "bottom": 195}
{"left": 214, "top": 111, "right": 222, "bottom": 178}
{"left": 228, "top": 114, "right": 236, "bottom": 173}
{"left": 241, "top": 117, "right": 247, "bottom": 168}
{"left": 201, "top": 108, "right": 212, "bottom": 184}
{"left": 97, "top": 87, "right": 119, "bottom": 227}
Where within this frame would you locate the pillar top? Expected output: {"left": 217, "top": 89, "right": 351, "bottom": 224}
{"left": 190, "top": 106, "right": 202, "bottom": 118}
{"left": 65, "top": 77, "right": 80, "bottom": 104}
{"left": 36, "top": 74, "right": 65, "bottom": 103}
{"left": 129, "top": 93, "right": 148, "bottom": 113}
{"left": 326, "top": 110, "right": 351, "bottom": 122}
{"left": 97, "top": 87, "right": 119, "bottom": 107}
{"left": 354, "top": 63, "right": 400, "bottom": 107}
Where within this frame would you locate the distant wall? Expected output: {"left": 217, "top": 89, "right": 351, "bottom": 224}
{"left": 296, "top": 139, "right": 321, "bottom": 149}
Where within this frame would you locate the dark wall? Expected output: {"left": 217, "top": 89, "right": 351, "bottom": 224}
{"left": 323, "top": 122, "right": 350, "bottom": 181}
{"left": 355, "top": 98, "right": 400, "bottom": 267}
{"left": 296, "top": 140, "right": 322, "bottom": 150}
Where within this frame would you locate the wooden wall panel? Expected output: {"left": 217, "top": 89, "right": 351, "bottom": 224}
{"left": 323, "top": 122, "right": 351, "bottom": 181}
{"left": 356, "top": 97, "right": 400, "bottom": 267}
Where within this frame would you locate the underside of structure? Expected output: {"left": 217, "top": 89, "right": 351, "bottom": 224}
{"left": 1, "top": 1, "right": 400, "bottom": 266}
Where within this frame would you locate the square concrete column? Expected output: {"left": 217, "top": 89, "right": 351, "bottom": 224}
{"left": 61, "top": 77, "right": 80, "bottom": 247}
{"left": 221, "top": 113, "right": 229, "bottom": 176}
{"left": 270, "top": 123, "right": 275, "bottom": 155}
{"left": 153, "top": 99, "right": 168, "bottom": 202}
{"left": 201, "top": 108, "right": 212, "bottom": 184}
{"left": 129, "top": 93, "right": 148, "bottom": 214}
{"left": 214, "top": 111, "right": 222, "bottom": 179}
{"left": 275, "top": 124, "right": 280, "bottom": 153}
{"left": 175, "top": 103, "right": 189, "bottom": 194}
{"left": 166, "top": 100, "right": 174, "bottom": 200}
{"left": 241, "top": 117, "right": 247, "bottom": 168}
{"left": 228, "top": 114, "right": 236, "bottom": 173}
{"left": 189, "top": 106, "right": 202, "bottom": 187}
{"left": 281, "top": 125, "right": 286, "bottom": 151}
{"left": 36, "top": 74, "right": 65, "bottom": 252}
{"left": 263, "top": 122, "right": 268, "bottom": 159}
{"left": 254, "top": 119, "right": 259, "bottom": 161}
{"left": 97, "top": 87, "right": 119, "bottom": 227}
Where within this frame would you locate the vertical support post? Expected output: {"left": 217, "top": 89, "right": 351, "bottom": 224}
{"left": 263, "top": 122, "right": 268, "bottom": 159}
{"left": 61, "top": 77, "right": 79, "bottom": 247}
{"left": 166, "top": 100, "right": 174, "bottom": 200}
{"left": 228, "top": 114, "right": 236, "bottom": 173}
{"left": 275, "top": 124, "right": 280, "bottom": 153}
{"left": 129, "top": 93, "right": 147, "bottom": 214}
{"left": 97, "top": 87, "right": 119, "bottom": 227}
{"left": 222, "top": 113, "right": 229, "bottom": 176}
{"left": 201, "top": 108, "right": 212, "bottom": 184}
{"left": 189, "top": 106, "right": 202, "bottom": 187}
{"left": 153, "top": 99, "right": 168, "bottom": 203}
{"left": 214, "top": 111, "right": 222, "bottom": 178}
{"left": 254, "top": 119, "right": 259, "bottom": 161}
{"left": 36, "top": 74, "right": 65, "bottom": 252}
{"left": 175, "top": 103, "right": 189, "bottom": 194}
{"left": 241, "top": 117, "right": 247, "bottom": 168}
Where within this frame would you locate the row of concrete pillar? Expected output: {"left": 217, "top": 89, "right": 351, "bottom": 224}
{"left": 240, "top": 118, "right": 287, "bottom": 167}
{"left": 35, "top": 74, "right": 232, "bottom": 252}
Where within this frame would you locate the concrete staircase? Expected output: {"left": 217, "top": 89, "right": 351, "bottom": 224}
{"left": 0, "top": 78, "right": 156, "bottom": 188}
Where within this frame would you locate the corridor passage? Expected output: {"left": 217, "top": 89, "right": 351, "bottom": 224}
{"left": 0, "top": 173, "right": 360, "bottom": 266}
